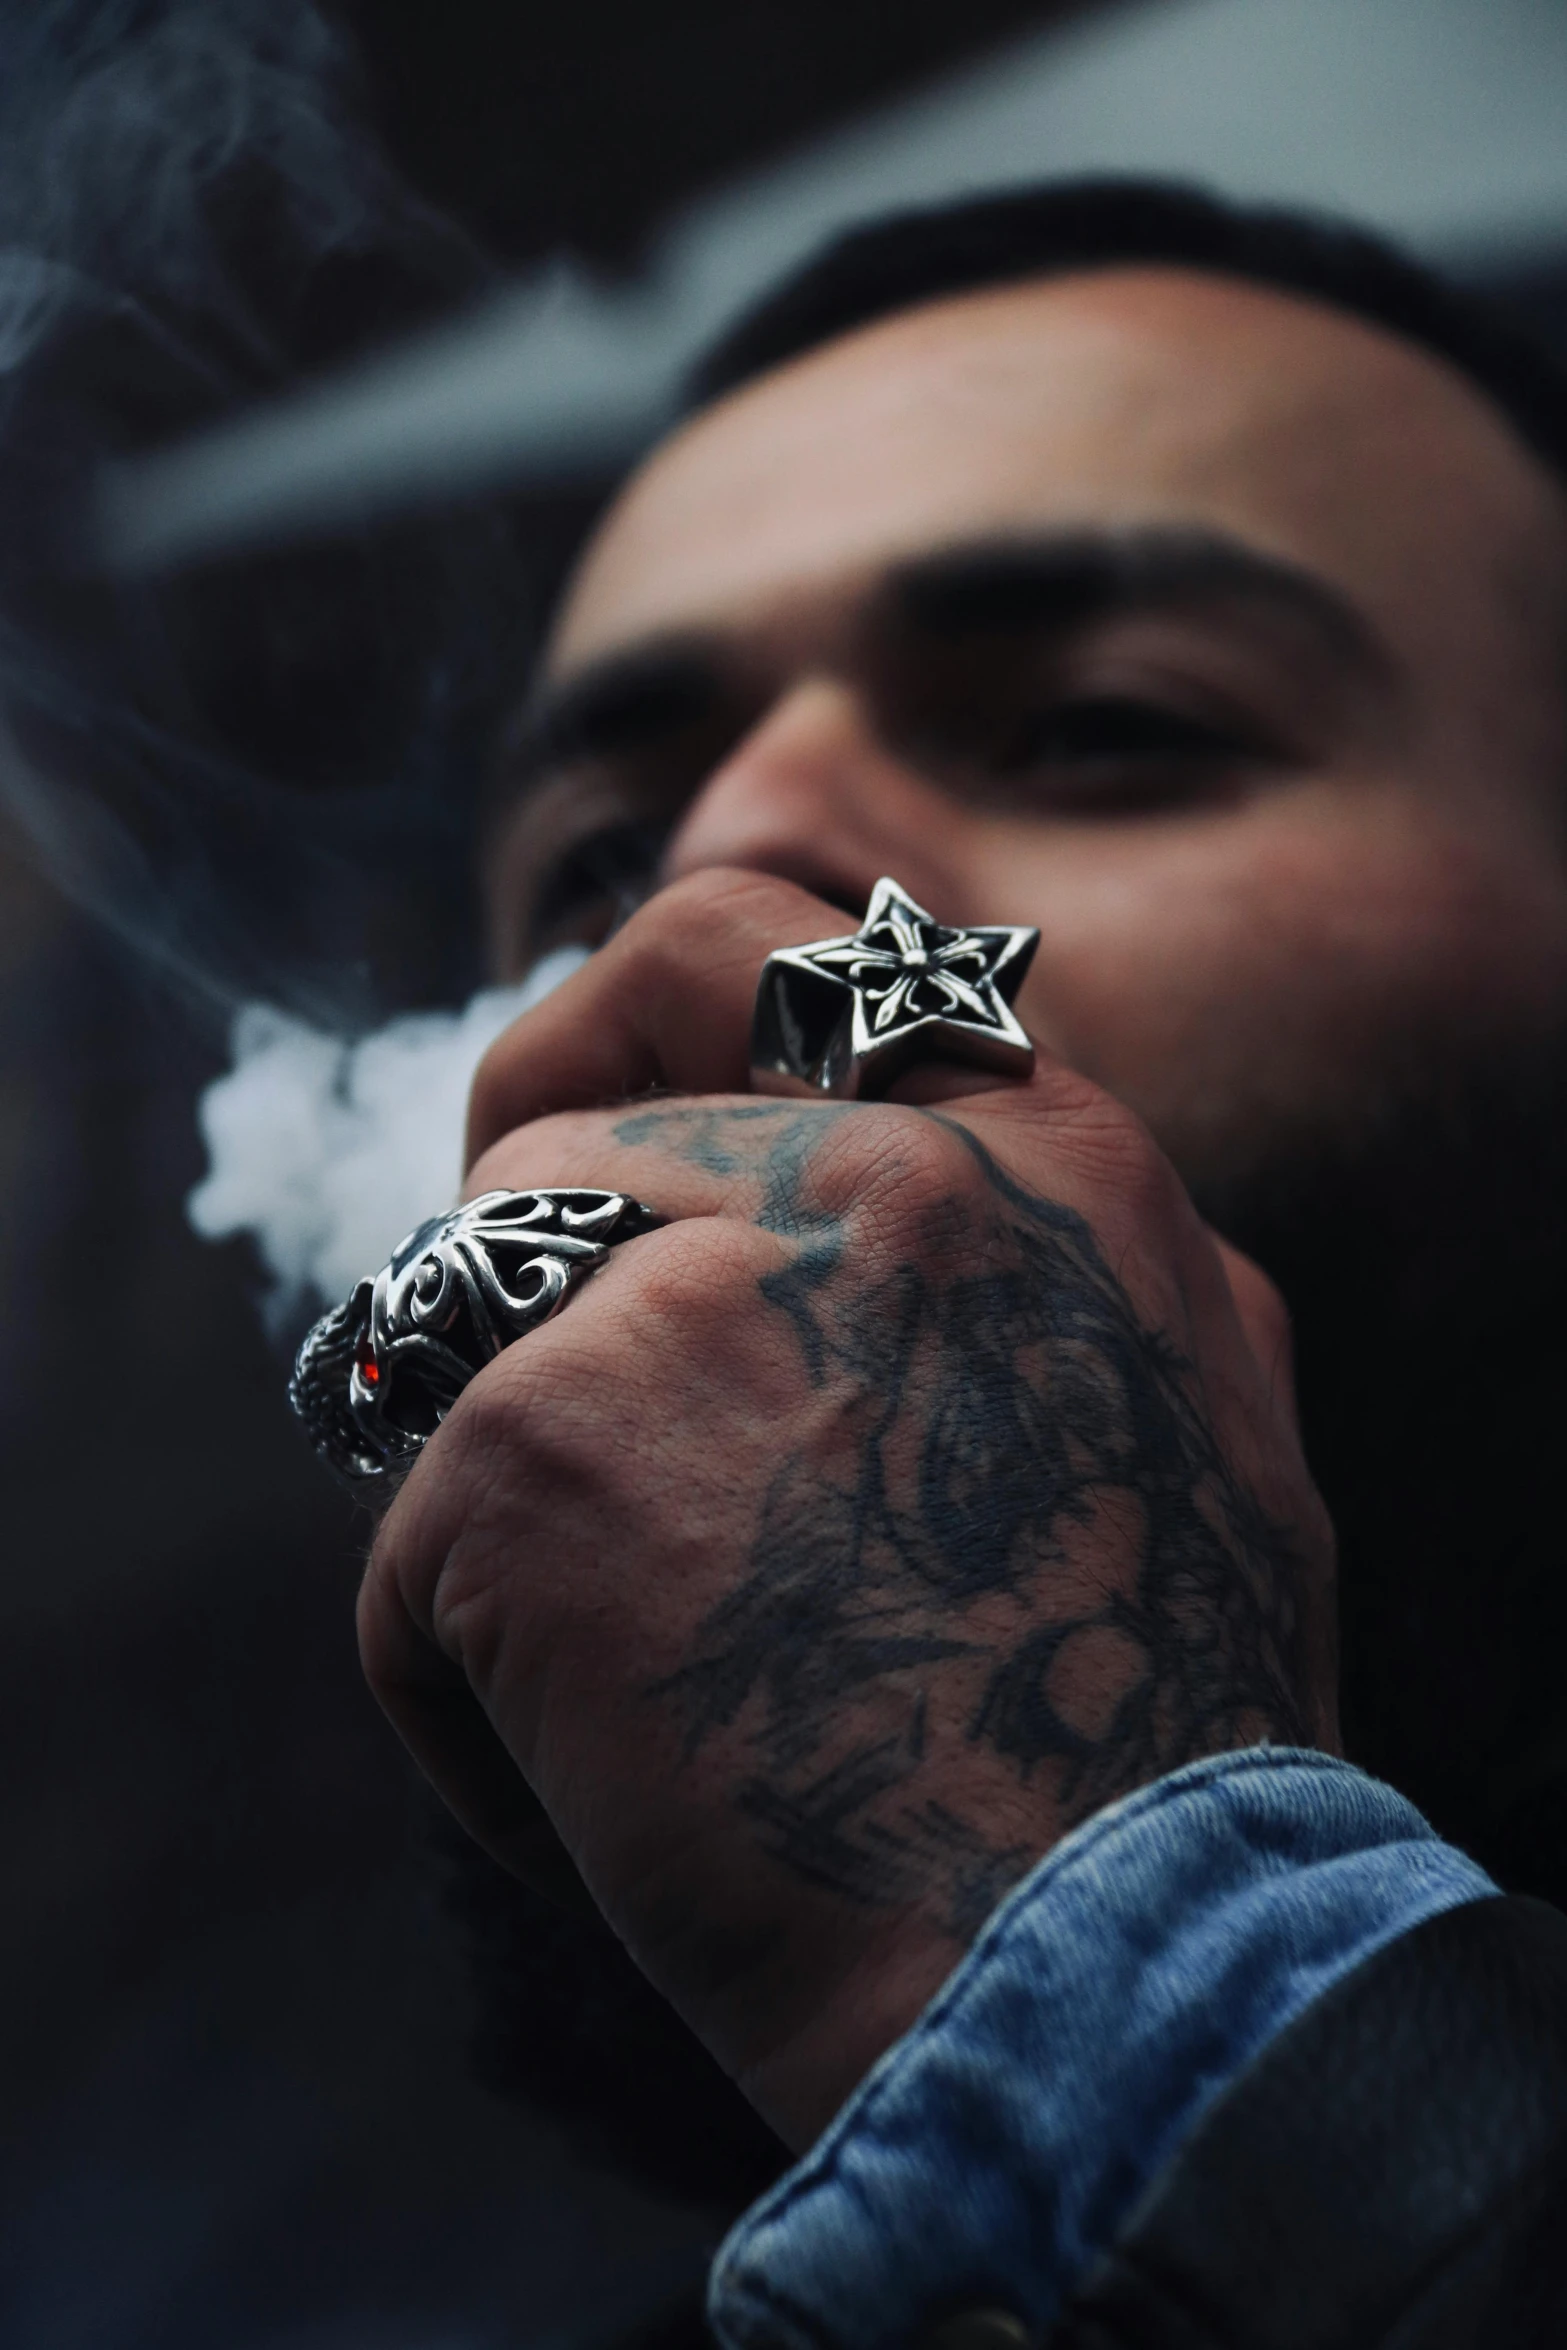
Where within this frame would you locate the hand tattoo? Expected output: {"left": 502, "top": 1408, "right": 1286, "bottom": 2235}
{"left": 615, "top": 1102, "right": 1310, "bottom": 1945}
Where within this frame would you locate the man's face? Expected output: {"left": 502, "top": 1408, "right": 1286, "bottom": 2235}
{"left": 492, "top": 267, "right": 1567, "bottom": 1207}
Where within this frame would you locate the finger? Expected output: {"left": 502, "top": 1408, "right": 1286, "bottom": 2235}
{"left": 357, "top": 1502, "right": 597, "bottom": 1912}
{"left": 466, "top": 866, "right": 1061, "bottom": 1172}
{"left": 465, "top": 1095, "right": 790, "bottom": 1217}
{"left": 464, "top": 1092, "right": 906, "bottom": 1230}
{"left": 466, "top": 867, "right": 839, "bottom": 1168}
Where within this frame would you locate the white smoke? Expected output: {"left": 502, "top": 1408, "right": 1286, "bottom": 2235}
{"left": 188, "top": 947, "right": 587, "bottom": 1330}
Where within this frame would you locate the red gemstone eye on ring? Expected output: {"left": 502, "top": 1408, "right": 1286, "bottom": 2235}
{"left": 290, "top": 1189, "right": 663, "bottom": 1483}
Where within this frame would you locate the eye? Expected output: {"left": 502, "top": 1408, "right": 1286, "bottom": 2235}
{"left": 528, "top": 817, "right": 671, "bottom": 950}
{"left": 996, "top": 695, "right": 1264, "bottom": 808}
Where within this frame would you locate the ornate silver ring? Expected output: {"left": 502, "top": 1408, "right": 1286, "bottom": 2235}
{"left": 289, "top": 1187, "right": 662, "bottom": 1483}
{"left": 750, "top": 876, "right": 1039, "bottom": 1100}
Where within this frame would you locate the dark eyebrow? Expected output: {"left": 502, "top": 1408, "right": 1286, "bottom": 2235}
{"left": 502, "top": 638, "right": 731, "bottom": 781}
{"left": 888, "top": 529, "right": 1390, "bottom": 676}
{"left": 503, "top": 528, "right": 1386, "bottom": 793}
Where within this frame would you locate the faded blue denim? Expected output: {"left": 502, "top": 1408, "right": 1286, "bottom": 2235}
{"left": 710, "top": 1748, "right": 1496, "bottom": 2350}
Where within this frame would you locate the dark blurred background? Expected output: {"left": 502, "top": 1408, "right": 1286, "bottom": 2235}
{"left": 5, "top": 2, "right": 1567, "bottom": 2344}
{"left": 339, "top": 0, "right": 1082, "bottom": 271}
{"left": 0, "top": 8, "right": 1094, "bottom": 2346}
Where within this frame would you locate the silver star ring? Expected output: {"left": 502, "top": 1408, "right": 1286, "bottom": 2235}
{"left": 751, "top": 877, "right": 1039, "bottom": 1100}
{"left": 289, "top": 1187, "right": 662, "bottom": 1483}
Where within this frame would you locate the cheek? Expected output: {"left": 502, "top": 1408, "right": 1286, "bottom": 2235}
{"left": 987, "top": 794, "right": 1567, "bottom": 1166}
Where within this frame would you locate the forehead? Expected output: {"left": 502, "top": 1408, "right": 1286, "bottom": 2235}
{"left": 553, "top": 267, "right": 1564, "bottom": 676}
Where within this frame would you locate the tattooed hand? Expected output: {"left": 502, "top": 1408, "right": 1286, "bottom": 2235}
{"left": 360, "top": 869, "right": 1337, "bottom": 2149}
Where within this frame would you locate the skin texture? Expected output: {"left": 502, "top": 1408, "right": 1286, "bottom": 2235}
{"left": 360, "top": 268, "right": 1567, "bottom": 2150}
{"left": 364, "top": 871, "right": 1334, "bottom": 2147}
{"left": 493, "top": 270, "right": 1567, "bottom": 1201}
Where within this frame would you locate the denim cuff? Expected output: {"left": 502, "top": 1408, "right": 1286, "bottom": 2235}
{"left": 709, "top": 1747, "right": 1497, "bottom": 2350}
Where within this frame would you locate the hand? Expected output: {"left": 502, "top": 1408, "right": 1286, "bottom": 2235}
{"left": 359, "top": 869, "right": 1338, "bottom": 2150}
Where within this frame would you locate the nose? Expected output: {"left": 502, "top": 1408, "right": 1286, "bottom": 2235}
{"left": 660, "top": 676, "right": 957, "bottom": 920}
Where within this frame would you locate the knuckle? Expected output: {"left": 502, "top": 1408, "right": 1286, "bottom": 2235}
{"left": 409, "top": 1358, "right": 602, "bottom": 1663}
{"left": 432, "top": 1221, "right": 766, "bottom": 1479}
{"left": 810, "top": 1105, "right": 986, "bottom": 1244}
{"left": 611, "top": 1217, "right": 772, "bottom": 1350}
{"left": 450, "top": 1337, "right": 601, "bottom": 1493}
{"left": 873, "top": 1118, "right": 981, "bottom": 1235}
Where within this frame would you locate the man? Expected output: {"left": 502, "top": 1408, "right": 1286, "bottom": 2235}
{"left": 357, "top": 184, "right": 1567, "bottom": 2341}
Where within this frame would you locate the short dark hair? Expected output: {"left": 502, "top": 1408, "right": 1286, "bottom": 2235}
{"left": 685, "top": 178, "right": 1567, "bottom": 492}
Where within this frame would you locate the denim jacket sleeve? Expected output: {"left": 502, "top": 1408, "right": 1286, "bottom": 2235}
{"left": 708, "top": 1747, "right": 1497, "bottom": 2350}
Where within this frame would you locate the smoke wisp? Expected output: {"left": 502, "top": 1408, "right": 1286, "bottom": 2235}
{"left": 0, "top": 0, "right": 545, "bottom": 1028}
{"left": 188, "top": 948, "right": 587, "bottom": 1332}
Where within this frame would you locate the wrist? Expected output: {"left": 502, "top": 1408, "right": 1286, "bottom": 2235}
{"left": 737, "top": 1914, "right": 964, "bottom": 2152}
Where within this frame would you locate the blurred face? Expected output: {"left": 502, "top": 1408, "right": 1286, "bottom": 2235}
{"left": 490, "top": 268, "right": 1567, "bottom": 1209}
